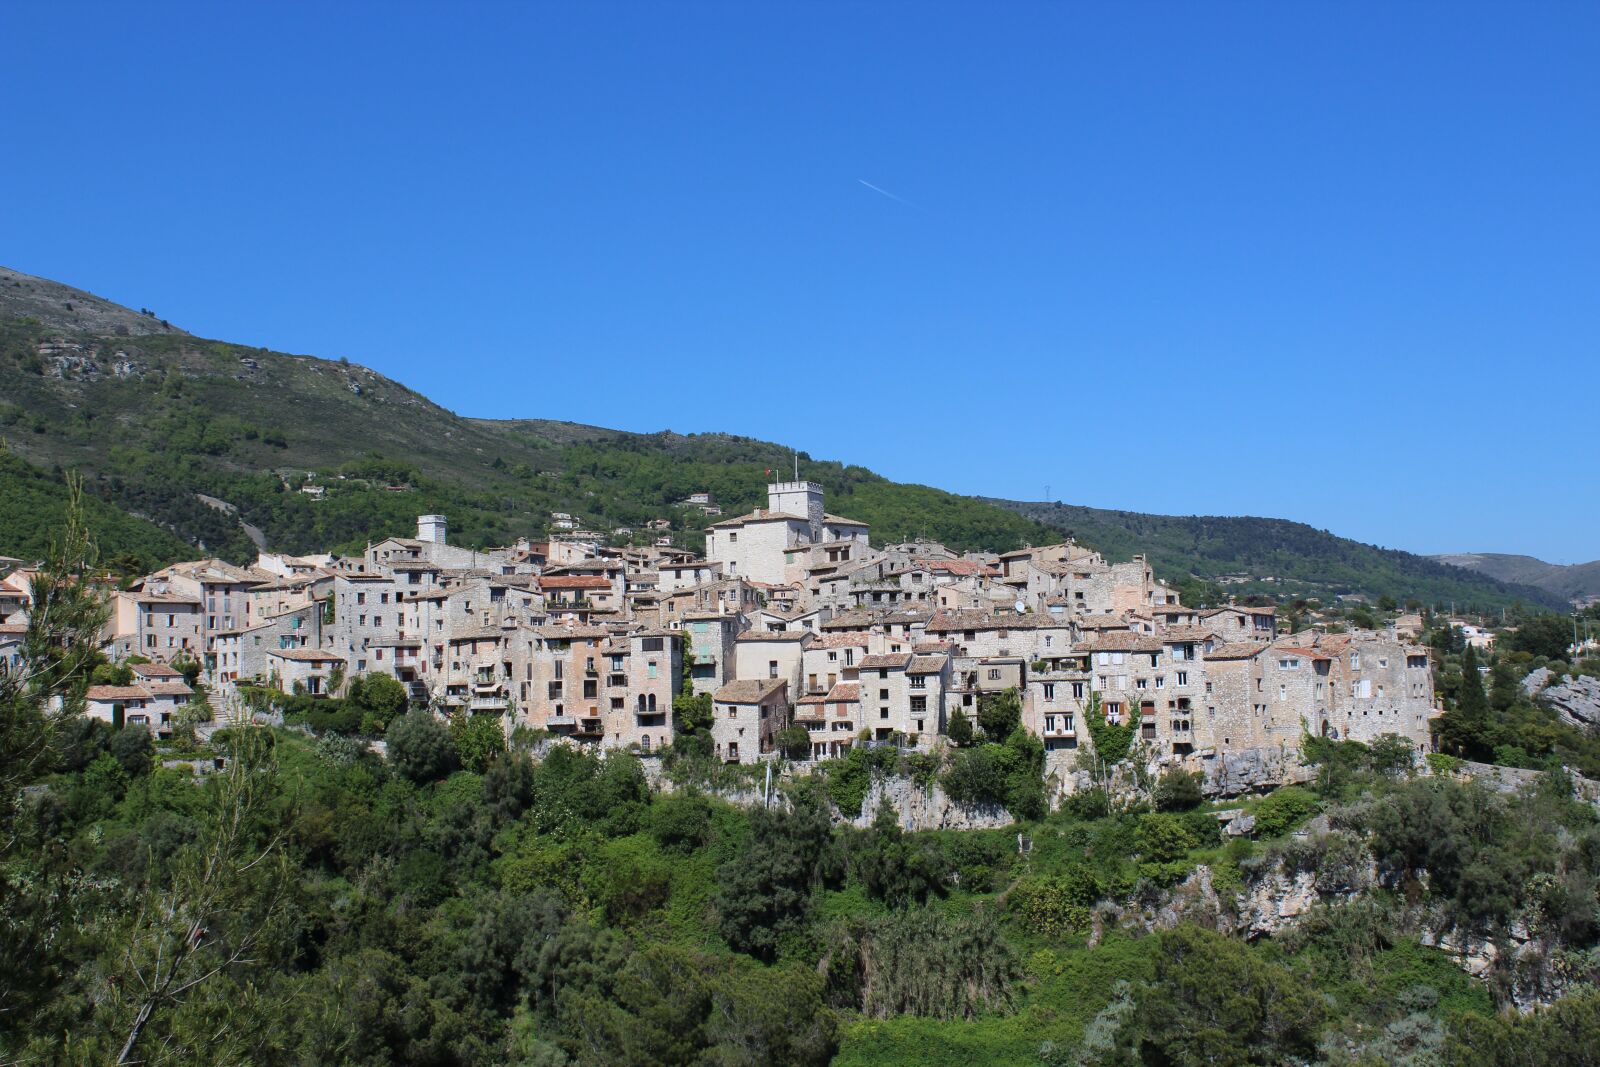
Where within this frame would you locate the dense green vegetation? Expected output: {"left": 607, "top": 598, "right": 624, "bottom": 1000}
{"left": 6, "top": 500, "right": 1599, "bottom": 1065}
{"left": 993, "top": 498, "right": 1569, "bottom": 612}
{"left": 1429, "top": 609, "right": 1600, "bottom": 777}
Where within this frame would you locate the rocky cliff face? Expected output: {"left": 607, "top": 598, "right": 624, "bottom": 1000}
{"left": 854, "top": 776, "right": 1014, "bottom": 832}
{"left": 1524, "top": 667, "right": 1600, "bottom": 730}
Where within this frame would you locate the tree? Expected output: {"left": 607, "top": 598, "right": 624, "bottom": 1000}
{"left": 387, "top": 709, "right": 458, "bottom": 783}
{"left": 109, "top": 726, "right": 154, "bottom": 778}
{"left": 107, "top": 727, "right": 293, "bottom": 1065}
{"left": 776, "top": 724, "right": 812, "bottom": 761}
{"left": 945, "top": 706, "right": 974, "bottom": 747}
{"left": 846, "top": 806, "right": 945, "bottom": 908}
{"left": 0, "top": 473, "right": 109, "bottom": 826}
{"left": 976, "top": 687, "right": 1022, "bottom": 740}
{"left": 1153, "top": 769, "right": 1203, "bottom": 812}
{"left": 715, "top": 799, "right": 836, "bottom": 960}
{"left": 1138, "top": 925, "right": 1325, "bottom": 1065}
{"left": 450, "top": 712, "right": 506, "bottom": 774}
{"left": 347, "top": 673, "right": 407, "bottom": 735}
{"left": 1505, "top": 615, "right": 1574, "bottom": 662}
{"left": 1439, "top": 644, "right": 1491, "bottom": 758}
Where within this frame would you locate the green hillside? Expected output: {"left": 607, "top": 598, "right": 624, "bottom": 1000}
{"left": 989, "top": 499, "right": 1566, "bottom": 612}
{"left": 0, "top": 269, "right": 1055, "bottom": 569}
{"left": 0, "top": 265, "right": 1569, "bottom": 611}
{"left": 1432, "top": 552, "right": 1600, "bottom": 605}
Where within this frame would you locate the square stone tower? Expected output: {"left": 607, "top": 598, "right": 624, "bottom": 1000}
{"left": 766, "top": 481, "right": 824, "bottom": 540}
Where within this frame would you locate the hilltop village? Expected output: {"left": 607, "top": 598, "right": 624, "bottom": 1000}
{"left": 0, "top": 480, "right": 1439, "bottom": 792}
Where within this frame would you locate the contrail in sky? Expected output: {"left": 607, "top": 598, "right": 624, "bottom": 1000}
{"left": 857, "top": 178, "right": 913, "bottom": 207}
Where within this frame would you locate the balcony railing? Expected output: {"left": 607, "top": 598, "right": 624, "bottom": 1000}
{"left": 469, "top": 696, "right": 507, "bottom": 711}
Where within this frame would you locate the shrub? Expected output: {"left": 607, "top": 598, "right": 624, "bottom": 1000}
{"left": 1253, "top": 786, "right": 1318, "bottom": 838}
{"left": 1009, "top": 865, "right": 1107, "bottom": 938}
{"left": 1154, "top": 769, "right": 1204, "bottom": 812}
{"left": 387, "top": 709, "right": 458, "bottom": 783}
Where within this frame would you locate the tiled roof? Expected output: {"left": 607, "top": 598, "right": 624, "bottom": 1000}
{"left": 1159, "top": 626, "right": 1218, "bottom": 643}
{"left": 822, "top": 513, "right": 869, "bottom": 527}
{"left": 859, "top": 653, "right": 912, "bottom": 670}
{"left": 1077, "top": 631, "right": 1165, "bottom": 653}
{"left": 714, "top": 679, "right": 787, "bottom": 703}
{"left": 1204, "top": 641, "right": 1270, "bottom": 661}
{"left": 533, "top": 625, "right": 610, "bottom": 640}
{"left": 907, "top": 655, "right": 948, "bottom": 675}
{"left": 926, "top": 610, "right": 1061, "bottom": 633}
{"left": 130, "top": 662, "right": 184, "bottom": 679}
{"left": 914, "top": 558, "right": 996, "bottom": 577}
{"left": 735, "top": 630, "right": 810, "bottom": 643}
{"left": 912, "top": 640, "right": 954, "bottom": 653}
{"left": 85, "top": 685, "right": 151, "bottom": 700}
{"left": 143, "top": 681, "right": 194, "bottom": 696}
{"left": 806, "top": 632, "right": 870, "bottom": 649}
{"left": 540, "top": 576, "right": 613, "bottom": 590}
{"left": 707, "top": 510, "right": 810, "bottom": 529}
{"left": 825, "top": 682, "right": 860, "bottom": 702}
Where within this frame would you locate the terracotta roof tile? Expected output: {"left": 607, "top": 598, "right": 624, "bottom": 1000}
{"left": 714, "top": 679, "right": 787, "bottom": 703}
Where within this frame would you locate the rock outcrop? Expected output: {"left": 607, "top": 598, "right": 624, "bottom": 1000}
{"left": 1524, "top": 667, "right": 1600, "bottom": 730}
{"left": 855, "top": 776, "right": 1013, "bottom": 832}
{"left": 1197, "top": 746, "right": 1315, "bottom": 798}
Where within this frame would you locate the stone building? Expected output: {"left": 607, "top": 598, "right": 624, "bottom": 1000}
{"left": 712, "top": 679, "right": 788, "bottom": 764}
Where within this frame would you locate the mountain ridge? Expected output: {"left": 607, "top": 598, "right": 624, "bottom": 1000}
{"left": 1431, "top": 552, "right": 1600, "bottom": 605}
{"left": 0, "top": 265, "right": 1568, "bottom": 611}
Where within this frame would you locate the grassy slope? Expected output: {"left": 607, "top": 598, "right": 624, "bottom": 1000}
{"left": 990, "top": 499, "right": 1566, "bottom": 612}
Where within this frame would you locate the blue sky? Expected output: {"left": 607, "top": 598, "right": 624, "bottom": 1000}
{"left": 4, "top": 3, "right": 1596, "bottom": 562}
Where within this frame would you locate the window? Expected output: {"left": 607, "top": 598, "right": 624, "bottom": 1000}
{"left": 910, "top": 674, "right": 925, "bottom": 689}
{"left": 879, "top": 689, "right": 889, "bottom": 700}
{"left": 1351, "top": 653, "right": 1361, "bottom": 670}
{"left": 1072, "top": 681, "right": 1084, "bottom": 700}
{"left": 1135, "top": 678, "right": 1148, "bottom": 690}
{"left": 910, "top": 696, "right": 926, "bottom": 713}
{"left": 987, "top": 668, "right": 1001, "bottom": 680}
{"left": 769, "top": 660, "right": 779, "bottom": 679}
{"left": 1279, "top": 684, "right": 1287, "bottom": 702}
{"left": 728, "top": 532, "right": 738, "bottom": 543}
{"left": 1043, "top": 683, "right": 1055, "bottom": 701}
{"left": 1177, "top": 671, "right": 1188, "bottom": 686}
{"left": 356, "top": 592, "right": 366, "bottom": 606}
{"left": 1279, "top": 658, "right": 1299, "bottom": 669}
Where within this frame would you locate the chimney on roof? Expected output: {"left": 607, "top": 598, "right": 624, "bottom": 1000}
{"left": 417, "top": 514, "right": 447, "bottom": 545}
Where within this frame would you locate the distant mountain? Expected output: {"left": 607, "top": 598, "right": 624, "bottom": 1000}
{"left": 1432, "top": 553, "right": 1600, "bottom": 606}
{"left": 988, "top": 499, "right": 1568, "bottom": 612}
